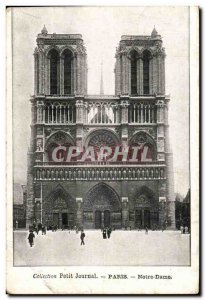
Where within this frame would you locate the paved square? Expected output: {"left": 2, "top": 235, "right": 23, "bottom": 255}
{"left": 14, "top": 230, "right": 190, "bottom": 266}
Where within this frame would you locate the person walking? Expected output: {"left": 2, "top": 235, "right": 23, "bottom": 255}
{"left": 28, "top": 230, "right": 35, "bottom": 247}
{"left": 42, "top": 225, "right": 46, "bottom": 235}
{"left": 102, "top": 228, "right": 107, "bottom": 239}
{"left": 80, "top": 230, "right": 85, "bottom": 245}
{"left": 107, "top": 227, "right": 111, "bottom": 239}
{"left": 145, "top": 226, "right": 148, "bottom": 234}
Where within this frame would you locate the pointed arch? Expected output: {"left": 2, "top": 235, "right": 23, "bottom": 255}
{"left": 129, "top": 131, "right": 157, "bottom": 162}
{"left": 45, "top": 131, "right": 75, "bottom": 163}
{"left": 43, "top": 184, "right": 77, "bottom": 227}
{"left": 135, "top": 185, "right": 156, "bottom": 200}
{"left": 129, "top": 49, "right": 140, "bottom": 95}
{"left": 142, "top": 49, "right": 152, "bottom": 95}
{"left": 47, "top": 48, "right": 60, "bottom": 95}
{"left": 84, "top": 128, "right": 120, "bottom": 148}
{"left": 61, "top": 48, "right": 74, "bottom": 94}
{"left": 83, "top": 183, "right": 121, "bottom": 211}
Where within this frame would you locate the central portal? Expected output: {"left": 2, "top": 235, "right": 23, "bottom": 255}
{"left": 94, "top": 210, "right": 111, "bottom": 229}
{"left": 84, "top": 183, "right": 121, "bottom": 229}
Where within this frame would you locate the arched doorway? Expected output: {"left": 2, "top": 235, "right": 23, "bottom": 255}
{"left": 134, "top": 186, "right": 158, "bottom": 230}
{"left": 44, "top": 185, "right": 76, "bottom": 229}
{"left": 83, "top": 183, "right": 121, "bottom": 229}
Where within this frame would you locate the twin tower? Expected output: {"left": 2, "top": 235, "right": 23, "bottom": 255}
{"left": 26, "top": 25, "right": 175, "bottom": 230}
{"left": 34, "top": 25, "right": 165, "bottom": 97}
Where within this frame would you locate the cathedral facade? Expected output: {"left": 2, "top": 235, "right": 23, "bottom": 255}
{"left": 26, "top": 25, "right": 175, "bottom": 230}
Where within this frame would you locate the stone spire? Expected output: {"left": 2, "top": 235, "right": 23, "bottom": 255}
{"left": 151, "top": 26, "right": 158, "bottom": 38}
{"left": 41, "top": 24, "right": 48, "bottom": 35}
{"left": 100, "top": 60, "right": 104, "bottom": 95}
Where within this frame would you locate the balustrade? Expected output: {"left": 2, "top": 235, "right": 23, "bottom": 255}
{"left": 86, "top": 102, "right": 119, "bottom": 124}
{"left": 36, "top": 100, "right": 158, "bottom": 125}
{"left": 36, "top": 103, "right": 76, "bottom": 124}
{"left": 128, "top": 102, "right": 156, "bottom": 123}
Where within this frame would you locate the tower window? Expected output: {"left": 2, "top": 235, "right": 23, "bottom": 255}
{"left": 143, "top": 50, "right": 150, "bottom": 95}
{"left": 49, "top": 49, "right": 59, "bottom": 95}
{"left": 130, "top": 51, "right": 138, "bottom": 95}
{"left": 63, "top": 50, "right": 73, "bottom": 95}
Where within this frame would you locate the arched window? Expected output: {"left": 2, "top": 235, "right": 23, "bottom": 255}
{"left": 63, "top": 49, "right": 73, "bottom": 95}
{"left": 130, "top": 50, "right": 138, "bottom": 95}
{"left": 143, "top": 50, "right": 151, "bottom": 95}
{"left": 49, "top": 49, "right": 59, "bottom": 95}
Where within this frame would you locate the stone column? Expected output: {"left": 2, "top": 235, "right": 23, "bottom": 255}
{"left": 33, "top": 50, "right": 38, "bottom": 95}
{"left": 45, "top": 57, "right": 50, "bottom": 95}
{"left": 115, "top": 55, "right": 121, "bottom": 95}
{"left": 73, "top": 54, "right": 77, "bottom": 95}
{"left": 76, "top": 198, "right": 83, "bottom": 228}
{"left": 157, "top": 56, "right": 161, "bottom": 94}
{"left": 85, "top": 59, "right": 88, "bottom": 95}
{"left": 164, "top": 100, "right": 175, "bottom": 229}
{"left": 76, "top": 97, "right": 84, "bottom": 148}
{"left": 122, "top": 197, "right": 129, "bottom": 228}
{"left": 124, "top": 55, "right": 129, "bottom": 95}
{"left": 26, "top": 100, "right": 36, "bottom": 228}
{"left": 120, "top": 98, "right": 129, "bottom": 147}
{"left": 149, "top": 57, "right": 153, "bottom": 94}
{"left": 82, "top": 55, "right": 86, "bottom": 95}
{"left": 161, "top": 54, "right": 165, "bottom": 95}
{"left": 38, "top": 51, "right": 43, "bottom": 94}
{"left": 152, "top": 55, "right": 158, "bottom": 94}
{"left": 76, "top": 53, "right": 83, "bottom": 95}
{"left": 121, "top": 53, "right": 129, "bottom": 95}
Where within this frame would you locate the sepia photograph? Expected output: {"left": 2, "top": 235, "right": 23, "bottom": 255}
{"left": 6, "top": 5, "right": 199, "bottom": 294}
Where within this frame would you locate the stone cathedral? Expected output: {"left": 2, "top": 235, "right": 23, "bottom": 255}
{"left": 26, "top": 25, "right": 175, "bottom": 230}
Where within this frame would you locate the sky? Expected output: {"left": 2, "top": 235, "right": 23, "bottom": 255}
{"left": 12, "top": 6, "right": 190, "bottom": 196}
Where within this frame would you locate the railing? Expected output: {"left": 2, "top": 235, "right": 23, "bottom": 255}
{"left": 34, "top": 165, "right": 166, "bottom": 181}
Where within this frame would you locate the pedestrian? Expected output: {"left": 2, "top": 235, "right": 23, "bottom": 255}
{"left": 107, "top": 227, "right": 111, "bottom": 239}
{"left": 80, "top": 230, "right": 85, "bottom": 245}
{"left": 42, "top": 225, "right": 46, "bottom": 235}
{"left": 185, "top": 226, "right": 189, "bottom": 234}
{"left": 102, "top": 228, "right": 107, "bottom": 239}
{"left": 180, "top": 225, "right": 184, "bottom": 234}
{"left": 145, "top": 226, "right": 148, "bottom": 234}
{"left": 28, "top": 230, "right": 35, "bottom": 247}
{"left": 38, "top": 222, "right": 42, "bottom": 233}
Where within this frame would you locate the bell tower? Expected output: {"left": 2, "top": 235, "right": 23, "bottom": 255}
{"left": 114, "top": 27, "right": 175, "bottom": 229}
{"left": 34, "top": 25, "right": 87, "bottom": 96}
{"left": 26, "top": 26, "right": 88, "bottom": 227}
{"left": 115, "top": 27, "right": 166, "bottom": 96}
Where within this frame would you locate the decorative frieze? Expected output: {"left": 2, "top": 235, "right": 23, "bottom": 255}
{"left": 34, "top": 165, "right": 166, "bottom": 181}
